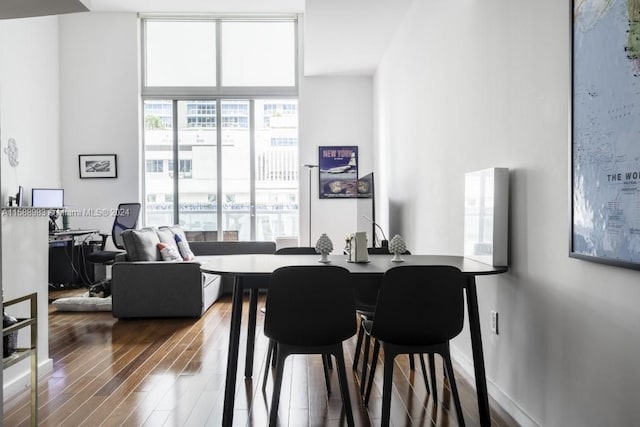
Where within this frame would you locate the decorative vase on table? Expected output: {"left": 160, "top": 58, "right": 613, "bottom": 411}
{"left": 315, "top": 233, "right": 334, "bottom": 263}
{"left": 389, "top": 234, "right": 407, "bottom": 262}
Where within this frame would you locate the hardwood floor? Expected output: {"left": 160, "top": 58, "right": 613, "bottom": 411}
{"left": 3, "top": 291, "right": 518, "bottom": 426}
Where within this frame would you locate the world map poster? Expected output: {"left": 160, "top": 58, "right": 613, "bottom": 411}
{"left": 572, "top": 0, "right": 640, "bottom": 268}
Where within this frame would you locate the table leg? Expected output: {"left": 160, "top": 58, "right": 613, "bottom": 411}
{"left": 222, "top": 276, "right": 244, "bottom": 427}
{"left": 466, "top": 276, "right": 492, "bottom": 427}
{"left": 245, "top": 288, "right": 259, "bottom": 378}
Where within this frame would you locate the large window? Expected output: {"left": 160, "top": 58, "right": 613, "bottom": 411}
{"left": 142, "top": 17, "right": 299, "bottom": 242}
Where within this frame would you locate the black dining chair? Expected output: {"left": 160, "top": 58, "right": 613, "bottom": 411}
{"left": 352, "top": 248, "right": 431, "bottom": 396}
{"left": 263, "top": 246, "right": 335, "bottom": 392}
{"left": 273, "top": 246, "right": 317, "bottom": 255}
{"left": 362, "top": 265, "right": 466, "bottom": 427}
{"left": 263, "top": 265, "right": 356, "bottom": 426}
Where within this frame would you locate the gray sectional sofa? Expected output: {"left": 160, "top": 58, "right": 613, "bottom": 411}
{"left": 111, "top": 226, "right": 275, "bottom": 318}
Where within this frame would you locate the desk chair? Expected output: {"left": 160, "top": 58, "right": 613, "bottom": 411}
{"left": 362, "top": 265, "right": 466, "bottom": 427}
{"left": 264, "top": 265, "right": 356, "bottom": 426}
{"left": 85, "top": 203, "right": 141, "bottom": 271}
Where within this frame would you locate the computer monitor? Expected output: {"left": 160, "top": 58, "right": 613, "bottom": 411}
{"left": 357, "top": 172, "right": 382, "bottom": 247}
{"left": 32, "top": 188, "right": 64, "bottom": 208}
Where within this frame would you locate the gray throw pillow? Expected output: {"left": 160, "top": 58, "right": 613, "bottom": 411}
{"left": 121, "top": 228, "right": 161, "bottom": 261}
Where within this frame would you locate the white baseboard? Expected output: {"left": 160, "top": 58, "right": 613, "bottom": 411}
{"left": 3, "top": 358, "right": 53, "bottom": 400}
{"left": 451, "top": 349, "right": 540, "bottom": 427}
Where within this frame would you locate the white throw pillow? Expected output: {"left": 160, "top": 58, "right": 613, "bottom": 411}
{"left": 157, "top": 242, "right": 182, "bottom": 261}
{"left": 174, "top": 233, "right": 195, "bottom": 261}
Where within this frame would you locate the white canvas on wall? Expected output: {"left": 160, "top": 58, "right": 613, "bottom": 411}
{"left": 464, "top": 167, "right": 509, "bottom": 266}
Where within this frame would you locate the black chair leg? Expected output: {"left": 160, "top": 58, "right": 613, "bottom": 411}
{"left": 333, "top": 348, "right": 355, "bottom": 427}
{"left": 360, "top": 333, "right": 372, "bottom": 394}
{"left": 262, "top": 339, "right": 275, "bottom": 392}
{"left": 418, "top": 354, "right": 431, "bottom": 395}
{"left": 353, "top": 321, "right": 364, "bottom": 370}
{"left": 322, "top": 354, "right": 332, "bottom": 394}
{"left": 272, "top": 343, "right": 278, "bottom": 368}
{"left": 264, "top": 343, "right": 332, "bottom": 394}
{"left": 409, "top": 353, "right": 415, "bottom": 370}
{"left": 429, "top": 352, "right": 438, "bottom": 404}
{"left": 364, "top": 339, "right": 380, "bottom": 405}
{"left": 381, "top": 350, "right": 396, "bottom": 427}
{"left": 443, "top": 349, "right": 465, "bottom": 427}
{"left": 269, "top": 346, "right": 289, "bottom": 426}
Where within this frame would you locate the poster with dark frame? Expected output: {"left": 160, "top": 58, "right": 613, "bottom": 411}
{"left": 79, "top": 154, "right": 118, "bottom": 179}
{"left": 571, "top": 0, "right": 640, "bottom": 270}
{"left": 318, "top": 146, "right": 358, "bottom": 198}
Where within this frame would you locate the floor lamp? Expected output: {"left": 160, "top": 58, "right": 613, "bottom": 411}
{"left": 303, "top": 164, "right": 318, "bottom": 246}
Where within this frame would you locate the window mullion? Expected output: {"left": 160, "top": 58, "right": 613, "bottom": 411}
{"left": 216, "top": 98, "right": 223, "bottom": 241}
{"left": 216, "top": 19, "right": 222, "bottom": 89}
{"left": 172, "top": 100, "right": 179, "bottom": 225}
{"left": 250, "top": 100, "right": 256, "bottom": 240}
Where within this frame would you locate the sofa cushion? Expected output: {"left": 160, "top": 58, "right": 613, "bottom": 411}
{"left": 122, "top": 228, "right": 161, "bottom": 261}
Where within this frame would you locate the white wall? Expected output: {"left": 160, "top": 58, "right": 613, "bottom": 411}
{"left": 374, "top": 0, "right": 640, "bottom": 426}
{"left": 59, "top": 12, "right": 140, "bottom": 235}
{"left": 0, "top": 16, "right": 62, "bottom": 203}
{"left": 0, "top": 15, "right": 60, "bottom": 399}
{"left": 299, "top": 76, "right": 373, "bottom": 247}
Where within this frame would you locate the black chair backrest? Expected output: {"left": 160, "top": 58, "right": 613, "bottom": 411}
{"left": 352, "top": 248, "right": 412, "bottom": 312}
{"left": 372, "top": 265, "right": 465, "bottom": 345}
{"left": 275, "top": 246, "right": 317, "bottom": 255}
{"left": 264, "top": 265, "right": 356, "bottom": 346}
{"left": 367, "top": 247, "right": 411, "bottom": 255}
{"left": 112, "top": 203, "right": 141, "bottom": 249}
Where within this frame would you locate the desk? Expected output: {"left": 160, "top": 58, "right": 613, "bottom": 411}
{"left": 200, "top": 254, "right": 507, "bottom": 427}
{"left": 48, "top": 229, "right": 99, "bottom": 287}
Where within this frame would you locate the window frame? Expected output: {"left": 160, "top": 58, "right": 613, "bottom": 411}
{"left": 140, "top": 15, "right": 301, "bottom": 240}
{"left": 141, "top": 15, "right": 299, "bottom": 98}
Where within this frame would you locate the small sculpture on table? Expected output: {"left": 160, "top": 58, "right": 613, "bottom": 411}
{"left": 389, "top": 234, "right": 407, "bottom": 262}
{"left": 315, "top": 233, "right": 333, "bottom": 263}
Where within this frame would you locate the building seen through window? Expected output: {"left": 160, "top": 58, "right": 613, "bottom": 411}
{"left": 143, "top": 99, "right": 299, "bottom": 241}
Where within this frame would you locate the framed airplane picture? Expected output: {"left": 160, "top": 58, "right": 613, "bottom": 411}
{"left": 79, "top": 154, "right": 118, "bottom": 179}
{"left": 318, "top": 146, "right": 358, "bottom": 199}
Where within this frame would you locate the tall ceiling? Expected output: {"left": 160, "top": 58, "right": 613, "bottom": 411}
{"left": 303, "top": 0, "right": 413, "bottom": 76}
{"left": 3, "top": 0, "right": 414, "bottom": 76}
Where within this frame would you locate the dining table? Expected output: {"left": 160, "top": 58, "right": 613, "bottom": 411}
{"left": 200, "top": 253, "right": 507, "bottom": 427}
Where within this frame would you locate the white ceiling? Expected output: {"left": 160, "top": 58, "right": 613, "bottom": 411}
{"left": 303, "top": 0, "right": 413, "bottom": 76}
{"left": 2, "top": 0, "right": 414, "bottom": 77}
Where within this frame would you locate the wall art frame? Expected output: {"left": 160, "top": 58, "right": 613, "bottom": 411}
{"left": 79, "top": 154, "right": 118, "bottom": 179}
{"left": 570, "top": 0, "right": 640, "bottom": 270}
{"left": 318, "top": 146, "right": 358, "bottom": 199}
